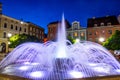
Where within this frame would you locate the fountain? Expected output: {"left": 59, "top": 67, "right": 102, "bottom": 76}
{"left": 0, "top": 14, "right": 120, "bottom": 80}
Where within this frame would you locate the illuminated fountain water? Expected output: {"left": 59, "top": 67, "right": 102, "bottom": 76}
{"left": 0, "top": 14, "right": 120, "bottom": 80}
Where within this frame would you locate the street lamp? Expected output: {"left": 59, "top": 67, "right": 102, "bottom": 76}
{"left": 7, "top": 33, "right": 12, "bottom": 53}
{"left": 99, "top": 37, "right": 105, "bottom": 42}
{"left": 75, "top": 38, "right": 80, "bottom": 43}
{"left": 20, "top": 21, "right": 23, "bottom": 24}
{"left": 7, "top": 33, "right": 12, "bottom": 38}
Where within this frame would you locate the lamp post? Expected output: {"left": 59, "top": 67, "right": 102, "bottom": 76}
{"left": 7, "top": 33, "right": 12, "bottom": 53}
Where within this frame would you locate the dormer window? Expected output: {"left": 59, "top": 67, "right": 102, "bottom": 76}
{"left": 101, "top": 22, "right": 104, "bottom": 26}
{"left": 73, "top": 23, "right": 78, "bottom": 30}
{"left": 107, "top": 22, "right": 111, "bottom": 26}
{"left": 94, "top": 24, "right": 97, "bottom": 27}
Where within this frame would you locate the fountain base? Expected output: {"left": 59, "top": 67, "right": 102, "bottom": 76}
{"left": 0, "top": 74, "right": 120, "bottom": 80}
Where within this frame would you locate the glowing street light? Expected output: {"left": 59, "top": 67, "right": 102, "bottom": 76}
{"left": 20, "top": 21, "right": 23, "bottom": 24}
{"left": 7, "top": 33, "right": 12, "bottom": 38}
{"left": 75, "top": 38, "right": 80, "bottom": 43}
{"left": 99, "top": 37, "right": 105, "bottom": 42}
{"left": 8, "top": 42, "right": 11, "bottom": 44}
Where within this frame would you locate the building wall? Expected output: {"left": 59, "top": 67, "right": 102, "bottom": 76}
{"left": 47, "top": 23, "right": 58, "bottom": 40}
{"left": 87, "top": 16, "right": 120, "bottom": 43}
{"left": 47, "top": 20, "right": 70, "bottom": 41}
{"left": 28, "top": 22, "right": 44, "bottom": 41}
{"left": 0, "top": 14, "right": 28, "bottom": 53}
{"left": 67, "top": 21, "right": 87, "bottom": 41}
{"left": 0, "top": 14, "right": 28, "bottom": 38}
{"left": 87, "top": 25, "right": 120, "bottom": 43}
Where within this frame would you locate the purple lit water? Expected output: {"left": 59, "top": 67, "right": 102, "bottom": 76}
{"left": 0, "top": 15, "right": 120, "bottom": 80}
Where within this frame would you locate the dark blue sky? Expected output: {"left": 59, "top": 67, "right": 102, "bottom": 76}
{"left": 0, "top": 0, "right": 120, "bottom": 33}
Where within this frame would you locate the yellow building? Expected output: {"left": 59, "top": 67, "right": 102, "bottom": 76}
{"left": 0, "top": 14, "right": 29, "bottom": 53}
{"left": 0, "top": 3, "right": 44, "bottom": 55}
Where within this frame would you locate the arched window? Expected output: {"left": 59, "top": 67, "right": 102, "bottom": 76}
{"left": 24, "top": 28, "right": 26, "bottom": 32}
{"left": 15, "top": 26, "right": 18, "bottom": 30}
{"left": 19, "top": 27, "right": 22, "bottom": 31}
{"left": 3, "top": 32, "right": 6, "bottom": 38}
{"left": 11, "top": 25, "right": 13, "bottom": 29}
{"left": 4, "top": 23, "right": 7, "bottom": 28}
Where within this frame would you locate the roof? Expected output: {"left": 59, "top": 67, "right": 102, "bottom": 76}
{"left": 87, "top": 15, "right": 119, "bottom": 27}
{"left": 27, "top": 22, "right": 44, "bottom": 30}
{"left": 47, "top": 20, "right": 71, "bottom": 28}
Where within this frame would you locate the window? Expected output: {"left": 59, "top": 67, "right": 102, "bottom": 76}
{"left": 74, "top": 32, "right": 78, "bottom": 37}
{"left": 15, "top": 26, "right": 18, "bottom": 30}
{"left": 80, "top": 32, "right": 84, "bottom": 36}
{"left": 11, "top": 25, "right": 13, "bottom": 29}
{"left": 73, "top": 23, "right": 78, "bottom": 30}
{"left": 30, "top": 32, "right": 32, "bottom": 35}
{"left": 4, "top": 23, "right": 7, "bottom": 28}
{"left": 19, "top": 27, "right": 22, "bottom": 31}
{"left": 30, "top": 27, "right": 32, "bottom": 31}
{"left": 108, "top": 30, "right": 112, "bottom": 34}
{"left": 100, "top": 22, "right": 104, "bottom": 26}
{"left": 33, "top": 28, "right": 35, "bottom": 32}
{"left": 107, "top": 22, "right": 111, "bottom": 26}
{"left": 94, "top": 24, "right": 97, "bottom": 27}
{"left": 24, "top": 28, "right": 26, "bottom": 32}
{"left": 88, "top": 32, "right": 92, "bottom": 35}
{"left": 102, "top": 30, "right": 105, "bottom": 34}
{"left": 95, "top": 38, "right": 98, "bottom": 43}
{"left": 89, "top": 38, "right": 92, "bottom": 41}
{"left": 94, "top": 31, "right": 98, "bottom": 35}
{"left": 39, "top": 31, "right": 41, "bottom": 34}
{"left": 50, "top": 34, "right": 53, "bottom": 37}
{"left": 36, "top": 29, "right": 38, "bottom": 33}
{"left": 3, "top": 32, "right": 6, "bottom": 38}
{"left": 68, "top": 33, "right": 71, "bottom": 36}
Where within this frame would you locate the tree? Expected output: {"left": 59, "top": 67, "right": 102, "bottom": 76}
{"left": 67, "top": 36, "right": 75, "bottom": 44}
{"left": 9, "top": 34, "right": 40, "bottom": 48}
{"left": 103, "top": 30, "right": 120, "bottom": 50}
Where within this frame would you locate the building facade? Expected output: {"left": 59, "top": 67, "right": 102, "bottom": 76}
{"left": 87, "top": 16, "right": 120, "bottom": 43}
{"left": 27, "top": 22, "right": 44, "bottom": 42}
{"left": 0, "top": 3, "right": 44, "bottom": 54}
{"left": 67, "top": 21, "right": 87, "bottom": 41}
{"left": 0, "top": 14, "right": 28, "bottom": 53}
{"left": 47, "top": 20, "right": 71, "bottom": 41}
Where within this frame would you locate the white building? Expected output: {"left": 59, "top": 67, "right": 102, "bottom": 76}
{"left": 67, "top": 21, "right": 87, "bottom": 41}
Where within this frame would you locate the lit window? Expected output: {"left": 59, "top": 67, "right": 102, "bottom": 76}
{"left": 80, "top": 32, "right": 84, "bottom": 36}
{"left": 74, "top": 32, "right": 78, "bottom": 37}
{"left": 101, "top": 23, "right": 104, "bottom": 26}
{"left": 107, "top": 22, "right": 111, "bottom": 26}
{"left": 30, "top": 27, "right": 32, "bottom": 31}
{"left": 94, "top": 31, "right": 98, "bottom": 35}
{"left": 94, "top": 24, "right": 97, "bottom": 27}
{"left": 102, "top": 30, "right": 105, "bottom": 34}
